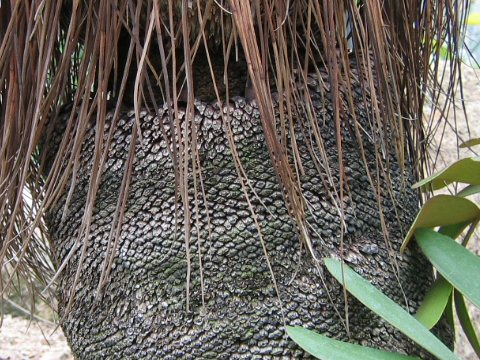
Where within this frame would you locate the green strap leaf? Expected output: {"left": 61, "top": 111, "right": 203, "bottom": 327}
{"left": 454, "top": 291, "right": 480, "bottom": 358}
{"left": 413, "top": 157, "right": 480, "bottom": 191}
{"left": 460, "top": 138, "right": 480, "bottom": 148}
{"left": 457, "top": 184, "right": 480, "bottom": 198}
{"left": 401, "top": 195, "right": 480, "bottom": 252}
{"left": 439, "top": 221, "right": 472, "bottom": 240}
{"left": 415, "top": 277, "right": 453, "bottom": 329}
{"left": 415, "top": 228, "right": 480, "bottom": 309}
{"left": 324, "top": 258, "right": 459, "bottom": 360}
{"left": 286, "top": 326, "right": 419, "bottom": 360}
{"left": 445, "top": 292, "right": 455, "bottom": 331}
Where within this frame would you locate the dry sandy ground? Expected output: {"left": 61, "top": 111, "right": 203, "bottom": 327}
{"left": 1, "top": 66, "right": 479, "bottom": 360}
{"left": 0, "top": 315, "right": 72, "bottom": 360}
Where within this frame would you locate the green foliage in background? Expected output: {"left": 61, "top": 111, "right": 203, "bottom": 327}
{"left": 468, "top": 13, "right": 480, "bottom": 26}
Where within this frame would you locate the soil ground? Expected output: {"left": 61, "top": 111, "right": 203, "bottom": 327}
{"left": 0, "top": 315, "right": 72, "bottom": 360}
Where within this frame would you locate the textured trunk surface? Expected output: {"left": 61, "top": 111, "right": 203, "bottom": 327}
{"left": 45, "top": 71, "right": 443, "bottom": 359}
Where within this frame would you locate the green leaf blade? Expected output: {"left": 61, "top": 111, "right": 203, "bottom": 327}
{"left": 324, "top": 258, "right": 459, "bottom": 360}
{"left": 413, "top": 157, "right": 480, "bottom": 191}
{"left": 401, "top": 195, "right": 480, "bottom": 252}
{"left": 286, "top": 326, "right": 419, "bottom": 360}
{"left": 457, "top": 184, "right": 480, "bottom": 198}
{"left": 454, "top": 291, "right": 480, "bottom": 358}
{"left": 460, "top": 138, "right": 480, "bottom": 148}
{"left": 439, "top": 221, "right": 472, "bottom": 239}
{"left": 415, "top": 277, "right": 453, "bottom": 329}
{"left": 415, "top": 228, "right": 480, "bottom": 309}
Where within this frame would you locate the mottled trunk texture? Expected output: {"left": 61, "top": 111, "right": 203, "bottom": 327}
{"left": 45, "top": 70, "right": 446, "bottom": 359}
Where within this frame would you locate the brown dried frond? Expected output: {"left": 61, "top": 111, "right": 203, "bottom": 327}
{"left": 0, "top": 0, "right": 471, "bottom": 313}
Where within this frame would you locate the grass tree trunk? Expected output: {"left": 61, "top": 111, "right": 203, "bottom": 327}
{"left": 0, "top": 1, "right": 469, "bottom": 358}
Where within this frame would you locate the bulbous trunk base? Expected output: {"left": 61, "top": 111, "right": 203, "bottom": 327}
{"left": 46, "top": 79, "right": 450, "bottom": 359}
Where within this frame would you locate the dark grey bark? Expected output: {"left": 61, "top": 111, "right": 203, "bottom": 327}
{"left": 45, "top": 70, "right": 445, "bottom": 359}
